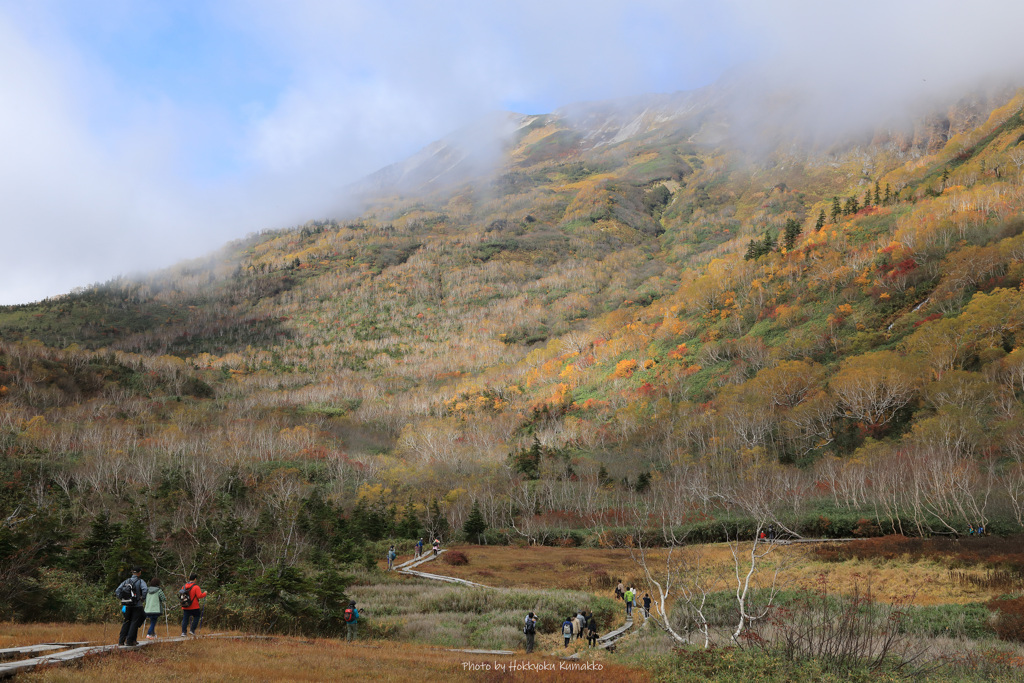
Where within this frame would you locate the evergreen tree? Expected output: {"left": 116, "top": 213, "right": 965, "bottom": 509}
{"left": 635, "top": 471, "right": 652, "bottom": 493}
{"left": 874, "top": 180, "right": 881, "bottom": 205}
{"left": 830, "top": 196, "right": 841, "bottom": 222}
{"left": 462, "top": 499, "right": 487, "bottom": 544}
{"left": 763, "top": 230, "right": 777, "bottom": 252}
{"left": 744, "top": 239, "right": 761, "bottom": 261}
{"left": 783, "top": 218, "right": 802, "bottom": 250}
{"left": 863, "top": 190, "right": 871, "bottom": 208}
{"left": 884, "top": 183, "right": 891, "bottom": 205}
{"left": 426, "top": 498, "right": 449, "bottom": 541}
{"left": 815, "top": 209, "right": 826, "bottom": 230}
{"left": 941, "top": 168, "right": 950, "bottom": 186}
{"left": 508, "top": 437, "right": 542, "bottom": 480}
{"left": 397, "top": 500, "right": 422, "bottom": 539}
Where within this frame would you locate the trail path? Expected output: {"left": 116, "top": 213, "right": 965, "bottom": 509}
{"left": 0, "top": 634, "right": 243, "bottom": 679}
{"left": 394, "top": 550, "right": 637, "bottom": 653}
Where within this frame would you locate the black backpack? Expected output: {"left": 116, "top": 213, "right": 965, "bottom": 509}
{"left": 178, "top": 583, "right": 194, "bottom": 609}
{"left": 117, "top": 576, "right": 141, "bottom": 605}
{"left": 524, "top": 619, "right": 536, "bottom": 635}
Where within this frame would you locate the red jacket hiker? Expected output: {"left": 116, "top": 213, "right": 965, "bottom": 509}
{"left": 180, "top": 576, "right": 207, "bottom": 637}
{"left": 181, "top": 581, "right": 207, "bottom": 610}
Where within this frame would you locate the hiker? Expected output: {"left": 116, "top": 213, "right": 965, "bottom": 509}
{"left": 967, "top": 524, "right": 975, "bottom": 536}
{"left": 523, "top": 612, "right": 538, "bottom": 653}
{"left": 415, "top": 538, "right": 424, "bottom": 558}
{"left": 345, "top": 600, "right": 360, "bottom": 641}
{"left": 978, "top": 524, "right": 985, "bottom": 536}
{"left": 561, "top": 615, "right": 575, "bottom": 647}
{"left": 575, "top": 610, "right": 586, "bottom": 639}
{"left": 432, "top": 538, "right": 441, "bottom": 556}
{"left": 642, "top": 593, "right": 652, "bottom": 618}
{"left": 143, "top": 577, "right": 167, "bottom": 640}
{"left": 585, "top": 611, "right": 599, "bottom": 647}
{"left": 387, "top": 545, "right": 396, "bottom": 571}
{"left": 767, "top": 525, "right": 775, "bottom": 541}
{"left": 179, "top": 574, "right": 207, "bottom": 637}
{"left": 115, "top": 566, "right": 148, "bottom": 646}
{"left": 624, "top": 586, "right": 634, "bottom": 617}
{"left": 615, "top": 580, "right": 624, "bottom": 601}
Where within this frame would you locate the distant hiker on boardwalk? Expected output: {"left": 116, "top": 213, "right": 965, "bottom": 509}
{"left": 387, "top": 545, "right": 396, "bottom": 570}
{"left": 585, "top": 611, "right": 598, "bottom": 647}
{"left": 143, "top": 577, "right": 166, "bottom": 640}
{"left": 115, "top": 566, "right": 148, "bottom": 646}
{"left": 345, "top": 600, "right": 360, "bottom": 641}
{"left": 642, "top": 593, "right": 652, "bottom": 618}
{"left": 179, "top": 574, "right": 207, "bottom": 637}
{"left": 561, "top": 615, "right": 574, "bottom": 647}
{"left": 432, "top": 538, "right": 441, "bottom": 556}
{"left": 624, "top": 587, "right": 634, "bottom": 617}
{"left": 615, "top": 580, "right": 624, "bottom": 601}
{"left": 523, "top": 612, "right": 537, "bottom": 653}
{"left": 415, "top": 538, "right": 424, "bottom": 557}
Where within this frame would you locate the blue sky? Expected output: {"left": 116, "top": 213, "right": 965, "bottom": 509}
{"left": 1, "top": 0, "right": 1023, "bottom": 304}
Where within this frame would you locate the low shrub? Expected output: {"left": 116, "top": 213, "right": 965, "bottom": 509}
{"left": 989, "top": 595, "right": 1024, "bottom": 642}
{"left": 442, "top": 551, "right": 469, "bottom": 566}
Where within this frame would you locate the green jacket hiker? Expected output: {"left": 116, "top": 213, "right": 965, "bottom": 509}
{"left": 144, "top": 586, "right": 166, "bottom": 615}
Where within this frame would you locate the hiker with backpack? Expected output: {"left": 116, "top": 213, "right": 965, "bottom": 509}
{"left": 642, "top": 592, "right": 652, "bottom": 618}
{"left": 561, "top": 615, "right": 574, "bottom": 647}
{"left": 585, "top": 611, "right": 598, "bottom": 647}
{"left": 523, "top": 612, "right": 537, "bottom": 653}
{"left": 415, "top": 538, "right": 424, "bottom": 558}
{"left": 344, "top": 600, "right": 360, "bottom": 641}
{"left": 624, "top": 587, "right": 634, "bottom": 617}
{"left": 178, "top": 574, "right": 207, "bottom": 637}
{"left": 432, "top": 538, "right": 441, "bottom": 556}
{"left": 143, "top": 577, "right": 167, "bottom": 640}
{"left": 387, "top": 545, "right": 397, "bottom": 570}
{"left": 115, "top": 566, "right": 148, "bottom": 646}
{"left": 614, "top": 580, "right": 624, "bottom": 601}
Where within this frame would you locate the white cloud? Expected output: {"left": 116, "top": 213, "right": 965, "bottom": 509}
{"left": 2, "top": 1, "right": 1023, "bottom": 304}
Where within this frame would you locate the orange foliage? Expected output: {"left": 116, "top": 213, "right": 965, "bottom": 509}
{"left": 611, "top": 359, "right": 638, "bottom": 379}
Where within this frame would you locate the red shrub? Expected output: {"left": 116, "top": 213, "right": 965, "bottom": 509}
{"left": 442, "top": 550, "right": 469, "bottom": 566}
{"left": 988, "top": 595, "right": 1024, "bottom": 642}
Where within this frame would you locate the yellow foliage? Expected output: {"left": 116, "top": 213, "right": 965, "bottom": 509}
{"left": 357, "top": 482, "right": 392, "bottom": 503}
{"left": 611, "top": 358, "right": 638, "bottom": 379}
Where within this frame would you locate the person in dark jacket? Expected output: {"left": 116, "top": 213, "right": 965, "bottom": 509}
{"left": 116, "top": 566, "right": 148, "bottom": 646}
{"left": 585, "top": 611, "right": 599, "bottom": 647}
{"left": 642, "top": 593, "right": 652, "bottom": 618}
{"left": 179, "top": 574, "right": 207, "bottom": 637}
{"left": 523, "top": 612, "right": 538, "bottom": 653}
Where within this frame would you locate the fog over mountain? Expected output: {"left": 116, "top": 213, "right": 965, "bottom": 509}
{"left": 2, "top": 0, "right": 1024, "bottom": 304}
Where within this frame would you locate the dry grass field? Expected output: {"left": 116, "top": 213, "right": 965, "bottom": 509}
{"left": 404, "top": 543, "right": 1008, "bottom": 606}
{"left": 14, "top": 636, "right": 648, "bottom": 682}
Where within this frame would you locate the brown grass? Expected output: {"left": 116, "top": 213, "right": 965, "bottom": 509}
{"left": 0, "top": 623, "right": 114, "bottom": 649}
{"left": 414, "top": 544, "right": 1008, "bottom": 607}
{"left": 19, "top": 636, "right": 648, "bottom": 682}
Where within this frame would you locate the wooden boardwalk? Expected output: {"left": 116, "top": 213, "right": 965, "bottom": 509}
{"left": 0, "top": 634, "right": 229, "bottom": 679}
